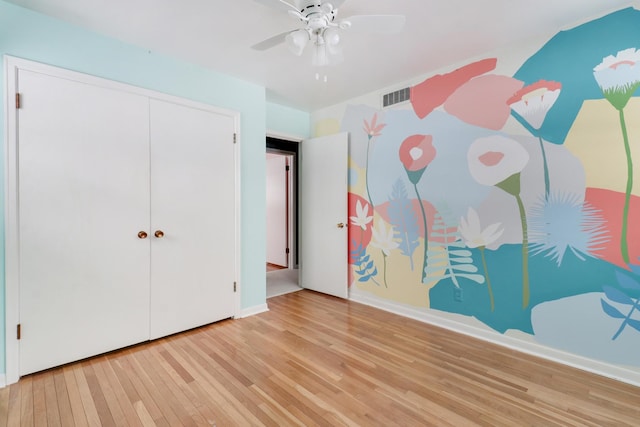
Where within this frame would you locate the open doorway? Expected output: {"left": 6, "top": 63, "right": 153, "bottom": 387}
{"left": 266, "top": 136, "right": 301, "bottom": 298}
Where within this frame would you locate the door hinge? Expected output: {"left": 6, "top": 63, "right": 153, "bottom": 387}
{"left": 286, "top": 247, "right": 290, "bottom": 254}
{"left": 17, "top": 324, "right": 21, "bottom": 340}
{"left": 286, "top": 165, "right": 290, "bottom": 171}
{"left": 233, "top": 281, "right": 237, "bottom": 292}
{"left": 233, "top": 133, "right": 237, "bottom": 144}
{"left": 15, "top": 93, "right": 21, "bottom": 109}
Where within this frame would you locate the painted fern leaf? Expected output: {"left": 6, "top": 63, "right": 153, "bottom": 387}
{"left": 350, "top": 240, "right": 379, "bottom": 284}
{"left": 600, "top": 268, "right": 640, "bottom": 340}
{"left": 424, "top": 209, "right": 484, "bottom": 286}
{"left": 387, "top": 179, "right": 420, "bottom": 270}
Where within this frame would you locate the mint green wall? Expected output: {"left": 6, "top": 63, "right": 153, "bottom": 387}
{"left": 266, "top": 101, "right": 311, "bottom": 138}
{"left": 0, "top": 0, "right": 269, "bottom": 373}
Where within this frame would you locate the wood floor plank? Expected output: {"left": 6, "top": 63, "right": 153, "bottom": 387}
{"left": 62, "top": 367, "right": 89, "bottom": 427}
{"left": 1, "top": 290, "right": 639, "bottom": 426}
{"left": 0, "top": 381, "right": 12, "bottom": 427}
{"left": 43, "top": 371, "right": 61, "bottom": 427}
{"left": 72, "top": 363, "right": 102, "bottom": 427}
{"left": 82, "top": 363, "right": 116, "bottom": 427}
{"left": 31, "top": 372, "right": 47, "bottom": 427}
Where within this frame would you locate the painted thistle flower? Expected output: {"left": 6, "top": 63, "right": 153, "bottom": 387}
{"left": 507, "top": 80, "right": 562, "bottom": 130}
{"left": 399, "top": 134, "right": 436, "bottom": 184}
{"left": 349, "top": 200, "right": 373, "bottom": 231}
{"left": 593, "top": 48, "right": 640, "bottom": 264}
{"left": 458, "top": 207, "right": 504, "bottom": 250}
{"left": 593, "top": 48, "right": 640, "bottom": 111}
{"left": 371, "top": 221, "right": 400, "bottom": 256}
{"left": 467, "top": 135, "right": 530, "bottom": 189}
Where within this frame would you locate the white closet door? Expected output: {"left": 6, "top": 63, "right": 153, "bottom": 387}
{"left": 17, "top": 70, "right": 151, "bottom": 375}
{"left": 149, "top": 99, "right": 236, "bottom": 339}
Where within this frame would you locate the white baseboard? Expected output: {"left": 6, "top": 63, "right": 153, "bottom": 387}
{"left": 237, "top": 303, "right": 269, "bottom": 318}
{"left": 349, "top": 287, "right": 640, "bottom": 388}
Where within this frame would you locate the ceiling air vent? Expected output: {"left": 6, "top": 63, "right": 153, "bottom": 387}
{"left": 382, "top": 87, "right": 410, "bottom": 108}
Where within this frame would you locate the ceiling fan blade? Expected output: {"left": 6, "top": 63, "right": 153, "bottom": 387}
{"left": 253, "top": 0, "right": 299, "bottom": 13}
{"left": 251, "top": 31, "right": 290, "bottom": 51}
{"left": 322, "top": 0, "right": 347, "bottom": 10}
{"left": 343, "top": 15, "right": 406, "bottom": 33}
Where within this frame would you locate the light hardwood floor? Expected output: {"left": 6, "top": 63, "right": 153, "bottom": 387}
{"left": 1, "top": 290, "right": 639, "bottom": 426}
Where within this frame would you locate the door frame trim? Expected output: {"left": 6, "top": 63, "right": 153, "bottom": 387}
{"left": 3, "top": 55, "right": 242, "bottom": 384}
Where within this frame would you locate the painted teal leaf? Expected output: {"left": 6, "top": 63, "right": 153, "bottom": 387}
{"left": 458, "top": 273, "right": 485, "bottom": 284}
{"left": 451, "top": 264, "right": 480, "bottom": 273}
{"left": 603, "top": 286, "right": 634, "bottom": 305}
{"left": 615, "top": 270, "right": 640, "bottom": 291}
{"left": 449, "top": 250, "right": 472, "bottom": 257}
{"left": 371, "top": 267, "right": 378, "bottom": 276}
{"left": 362, "top": 255, "right": 370, "bottom": 263}
{"left": 358, "top": 276, "right": 369, "bottom": 282}
{"left": 451, "top": 257, "right": 474, "bottom": 264}
{"left": 355, "top": 269, "right": 367, "bottom": 276}
{"left": 629, "top": 263, "right": 640, "bottom": 277}
{"left": 387, "top": 179, "right": 420, "bottom": 270}
{"left": 627, "top": 319, "right": 640, "bottom": 332}
{"left": 601, "top": 299, "right": 625, "bottom": 318}
{"left": 447, "top": 240, "right": 466, "bottom": 248}
{"left": 365, "top": 261, "right": 374, "bottom": 271}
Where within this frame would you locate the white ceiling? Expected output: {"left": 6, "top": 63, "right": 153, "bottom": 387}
{"left": 6, "top": 0, "right": 637, "bottom": 111}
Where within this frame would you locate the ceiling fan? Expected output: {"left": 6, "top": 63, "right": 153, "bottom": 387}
{"left": 251, "top": 0, "right": 406, "bottom": 66}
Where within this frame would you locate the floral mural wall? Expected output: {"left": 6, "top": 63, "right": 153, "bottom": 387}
{"left": 340, "top": 8, "right": 640, "bottom": 370}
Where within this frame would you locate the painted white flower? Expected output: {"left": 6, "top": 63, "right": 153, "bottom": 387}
{"left": 507, "top": 80, "right": 562, "bottom": 130}
{"left": 349, "top": 200, "right": 373, "bottom": 230}
{"left": 370, "top": 221, "right": 399, "bottom": 256}
{"left": 467, "top": 135, "right": 530, "bottom": 187}
{"left": 458, "top": 207, "right": 504, "bottom": 249}
{"left": 594, "top": 48, "right": 640, "bottom": 91}
{"left": 593, "top": 48, "right": 640, "bottom": 110}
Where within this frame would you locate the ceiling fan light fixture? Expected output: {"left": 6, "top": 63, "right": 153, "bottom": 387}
{"left": 312, "top": 41, "right": 329, "bottom": 67}
{"left": 323, "top": 27, "right": 340, "bottom": 47}
{"left": 285, "top": 29, "right": 309, "bottom": 56}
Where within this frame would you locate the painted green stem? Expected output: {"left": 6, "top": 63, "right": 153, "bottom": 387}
{"left": 479, "top": 246, "right": 495, "bottom": 312}
{"left": 382, "top": 252, "right": 388, "bottom": 288}
{"left": 413, "top": 183, "right": 429, "bottom": 283}
{"left": 515, "top": 194, "right": 530, "bottom": 309}
{"left": 365, "top": 136, "right": 374, "bottom": 208}
{"left": 618, "top": 108, "right": 633, "bottom": 264}
{"left": 538, "top": 135, "right": 551, "bottom": 200}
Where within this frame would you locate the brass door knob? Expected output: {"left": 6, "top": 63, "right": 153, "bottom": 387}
{"left": 154, "top": 230, "right": 164, "bottom": 238}
{"left": 337, "top": 223, "right": 345, "bottom": 229}
{"left": 138, "top": 231, "right": 148, "bottom": 239}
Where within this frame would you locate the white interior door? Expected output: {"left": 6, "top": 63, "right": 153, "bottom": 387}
{"left": 266, "top": 154, "right": 289, "bottom": 267}
{"left": 149, "top": 99, "right": 236, "bottom": 339}
{"left": 300, "top": 132, "right": 348, "bottom": 298}
{"left": 17, "top": 69, "right": 151, "bottom": 375}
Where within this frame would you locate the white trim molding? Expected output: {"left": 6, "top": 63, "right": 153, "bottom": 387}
{"left": 238, "top": 304, "right": 269, "bottom": 318}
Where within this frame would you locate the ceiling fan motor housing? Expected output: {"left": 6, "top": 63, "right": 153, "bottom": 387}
{"left": 298, "top": 2, "right": 337, "bottom": 27}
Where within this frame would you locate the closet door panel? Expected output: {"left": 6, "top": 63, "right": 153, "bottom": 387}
{"left": 18, "top": 70, "right": 151, "bottom": 375}
{"left": 149, "top": 99, "right": 235, "bottom": 339}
